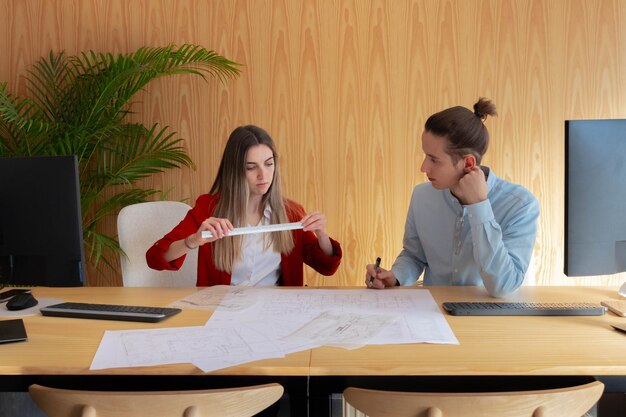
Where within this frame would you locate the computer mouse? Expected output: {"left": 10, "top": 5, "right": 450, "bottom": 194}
{"left": 6, "top": 292, "right": 38, "bottom": 311}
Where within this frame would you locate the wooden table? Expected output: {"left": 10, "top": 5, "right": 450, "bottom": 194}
{"left": 0, "top": 287, "right": 310, "bottom": 415}
{"left": 2, "top": 286, "right": 625, "bottom": 416}
{"left": 308, "top": 286, "right": 626, "bottom": 415}
{"left": 311, "top": 286, "right": 626, "bottom": 376}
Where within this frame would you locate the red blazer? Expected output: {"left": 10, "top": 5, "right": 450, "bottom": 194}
{"left": 146, "top": 194, "right": 342, "bottom": 286}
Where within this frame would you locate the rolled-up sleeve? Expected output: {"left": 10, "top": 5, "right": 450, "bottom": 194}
{"left": 303, "top": 233, "right": 342, "bottom": 276}
{"left": 145, "top": 196, "right": 208, "bottom": 271}
{"left": 467, "top": 195, "right": 540, "bottom": 297}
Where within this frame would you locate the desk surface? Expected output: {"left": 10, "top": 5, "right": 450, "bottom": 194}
{"left": 1, "top": 286, "right": 626, "bottom": 377}
{"left": 310, "top": 286, "right": 626, "bottom": 377}
{"left": 0, "top": 287, "right": 309, "bottom": 377}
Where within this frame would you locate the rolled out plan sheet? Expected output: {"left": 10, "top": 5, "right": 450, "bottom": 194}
{"left": 201, "top": 222, "right": 303, "bottom": 239}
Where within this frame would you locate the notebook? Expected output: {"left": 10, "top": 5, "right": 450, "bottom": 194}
{"left": 0, "top": 318, "right": 28, "bottom": 344}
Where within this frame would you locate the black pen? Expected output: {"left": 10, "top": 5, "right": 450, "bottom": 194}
{"left": 369, "top": 257, "right": 381, "bottom": 287}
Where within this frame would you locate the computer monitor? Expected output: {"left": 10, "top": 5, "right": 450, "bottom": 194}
{"left": 0, "top": 156, "right": 86, "bottom": 286}
{"left": 564, "top": 120, "right": 626, "bottom": 287}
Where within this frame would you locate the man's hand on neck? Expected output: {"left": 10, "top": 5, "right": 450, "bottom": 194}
{"left": 451, "top": 166, "right": 488, "bottom": 205}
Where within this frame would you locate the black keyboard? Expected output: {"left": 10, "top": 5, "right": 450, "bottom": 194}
{"left": 442, "top": 302, "right": 607, "bottom": 316}
{"left": 40, "top": 302, "right": 181, "bottom": 322}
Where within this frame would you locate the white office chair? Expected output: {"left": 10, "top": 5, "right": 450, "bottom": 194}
{"left": 117, "top": 201, "right": 197, "bottom": 287}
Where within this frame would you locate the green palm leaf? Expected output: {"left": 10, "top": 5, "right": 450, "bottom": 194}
{"left": 0, "top": 44, "right": 240, "bottom": 271}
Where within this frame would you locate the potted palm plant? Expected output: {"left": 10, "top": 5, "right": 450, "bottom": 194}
{"left": 0, "top": 44, "right": 240, "bottom": 271}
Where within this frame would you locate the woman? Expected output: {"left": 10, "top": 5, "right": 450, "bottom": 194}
{"left": 147, "top": 125, "right": 342, "bottom": 286}
{"left": 366, "top": 98, "right": 539, "bottom": 297}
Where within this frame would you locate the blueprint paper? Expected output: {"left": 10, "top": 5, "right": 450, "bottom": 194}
{"left": 90, "top": 288, "right": 457, "bottom": 372}
{"left": 208, "top": 288, "right": 458, "bottom": 346}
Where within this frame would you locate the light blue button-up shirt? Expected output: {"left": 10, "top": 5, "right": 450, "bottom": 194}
{"left": 392, "top": 168, "right": 539, "bottom": 297}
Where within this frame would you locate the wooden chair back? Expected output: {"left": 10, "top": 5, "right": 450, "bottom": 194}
{"left": 29, "top": 383, "right": 283, "bottom": 417}
{"left": 343, "top": 380, "right": 603, "bottom": 417}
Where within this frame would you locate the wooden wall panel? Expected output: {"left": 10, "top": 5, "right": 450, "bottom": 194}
{"left": 1, "top": 0, "right": 625, "bottom": 288}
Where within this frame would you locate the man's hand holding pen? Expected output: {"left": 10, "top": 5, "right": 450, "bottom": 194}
{"left": 366, "top": 257, "right": 399, "bottom": 289}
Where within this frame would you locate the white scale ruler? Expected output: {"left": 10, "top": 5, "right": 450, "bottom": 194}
{"left": 201, "top": 222, "right": 303, "bottom": 239}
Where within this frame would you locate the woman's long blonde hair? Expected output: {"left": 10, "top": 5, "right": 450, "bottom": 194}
{"left": 210, "top": 125, "right": 295, "bottom": 272}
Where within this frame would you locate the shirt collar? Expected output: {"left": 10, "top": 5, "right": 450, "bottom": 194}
{"left": 484, "top": 166, "right": 498, "bottom": 197}
{"left": 262, "top": 204, "right": 273, "bottom": 222}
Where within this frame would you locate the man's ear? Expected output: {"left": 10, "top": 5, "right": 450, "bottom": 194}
{"left": 463, "top": 154, "right": 476, "bottom": 171}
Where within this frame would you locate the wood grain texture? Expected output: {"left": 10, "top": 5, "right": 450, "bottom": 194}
{"left": 310, "top": 286, "right": 626, "bottom": 376}
{"left": 342, "top": 381, "right": 604, "bottom": 417}
{"left": 0, "top": 287, "right": 311, "bottom": 376}
{"left": 5, "top": 285, "right": 625, "bottom": 376}
{"left": 1, "top": 0, "right": 625, "bottom": 287}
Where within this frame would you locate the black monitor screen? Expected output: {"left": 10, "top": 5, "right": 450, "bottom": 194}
{"left": 565, "top": 119, "right": 626, "bottom": 276}
{"left": 0, "top": 156, "right": 85, "bottom": 286}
